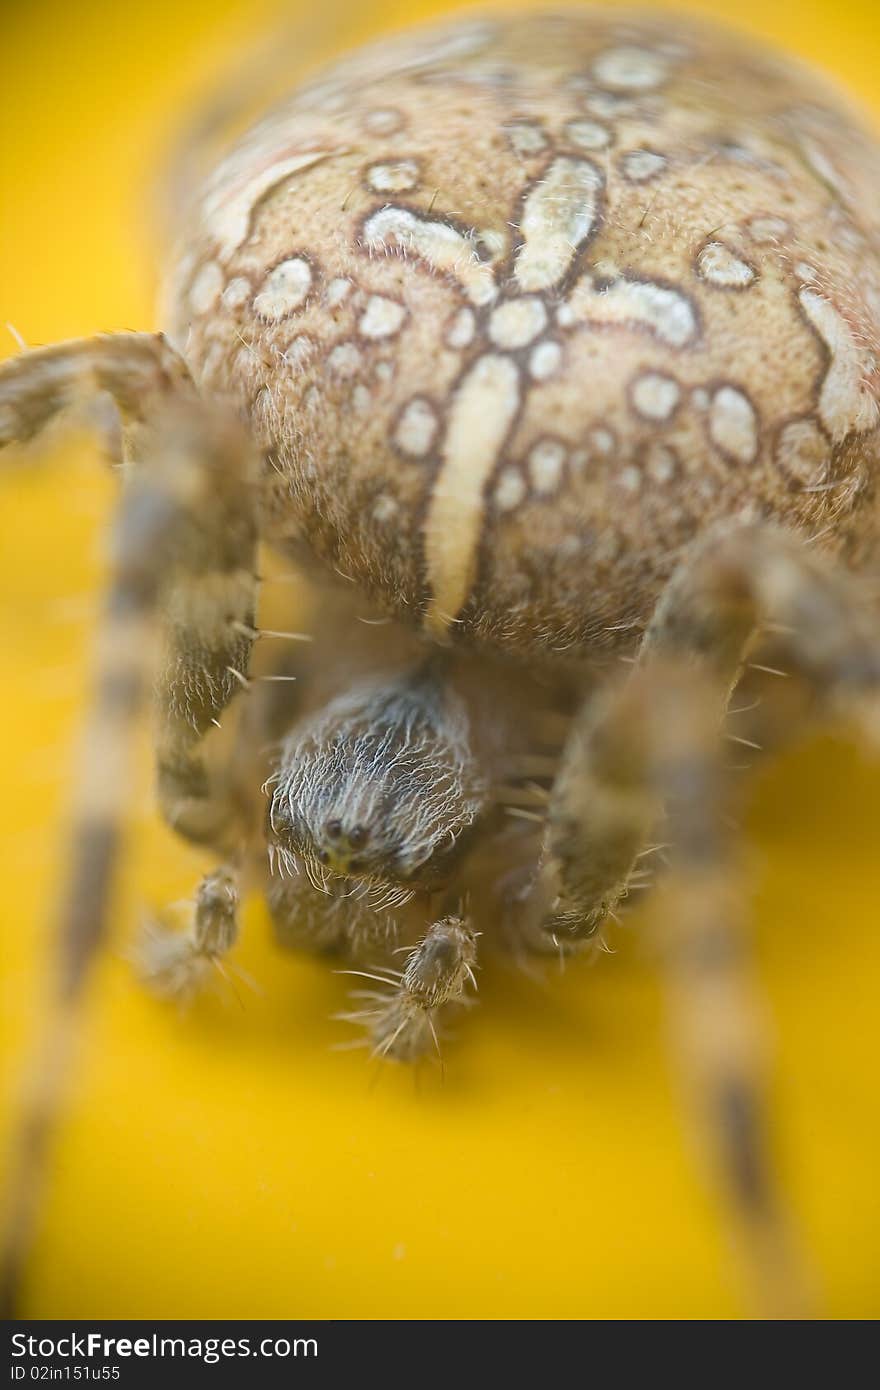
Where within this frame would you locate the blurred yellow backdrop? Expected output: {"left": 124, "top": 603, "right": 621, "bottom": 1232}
{"left": 1, "top": 0, "right": 879, "bottom": 1320}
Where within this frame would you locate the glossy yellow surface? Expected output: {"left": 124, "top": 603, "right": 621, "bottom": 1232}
{"left": 1, "top": 0, "right": 878, "bottom": 1320}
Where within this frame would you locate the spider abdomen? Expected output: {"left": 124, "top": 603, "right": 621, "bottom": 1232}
{"left": 168, "top": 9, "right": 880, "bottom": 656}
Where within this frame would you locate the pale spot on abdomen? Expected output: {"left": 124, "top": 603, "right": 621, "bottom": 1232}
{"left": 619, "top": 149, "right": 667, "bottom": 183}
{"left": 372, "top": 494, "right": 399, "bottom": 522}
{"left": 565, "top": 119, "right": 611, "bottom": 151}
{"left": 529, "top": 340, "right": 562, "bottom": 380}
{"left": 220, "top": 276, "right": 252, "bottom": 310}
{"left": 394, "top": 397, "right": 439, "bottom": 457}
{"left": 366, "top": 159, "right": 420, "bottom": 193}
{"left": 798, "top": 289, "right": 879, "bottom": 442}
{"left": 504, "top": 121, "right": 548, "bottom": 157}
{"left": 528, "top": 438, "right": 566, "bottom": 494}
{"left": 559, "top": 272, "right": 697, "bottom": 349}
{"left": 495, "top": 467, "right": 527, "bottom": 511}
{"left": 362, "top": 206, "right": 497, "bottom": 306}
{"left": 327, "top": 341, "right": 363, "bottom": 377}
{"left": 644, "top": 442, "right": 679, "bottom": 483}
{"left": 422, "top": 355, "right": 521, "bottom": 636}
{"left": 747, "top": 216, "right": 790, "bottom": 244}
{"left": 592, "top": 45, "right": 670, "bottom": 92}
{"left": 325, "top": 277, "right": 352, "bottom": 307}
{"left": 488, "top": 297, "right": 548, "bottom": 349}
{"left": 696, "top": 243, "right": 757, "bottom": 289}
{"left": 283, "top": 335, "right": 315, "bottom": 367}
{"left": 189, "top": 261, "right": 224, "bottom": 315}
{"left": 359, "top": 295, "right": 407, "bottom": 339}
{"left": 514, "top": 157, "right": 603, "bottom": 293}
{"left": 589, "top": 427, "right": 615, "bottom": 455}
{"left": 362, "top": 108, "right": 405, "bottom": 135}
{"left": 253, "top": 257, "right": 313, "bottom": 321}
{"left": 446, "top": 307, "right": 476, "bottom": 349}
{"left": 774, "top": 416, "right": 828, "bottom": 486}
{"left": 630, "top": 371, "right": 680, "bottom": 421}
{"left": 708, "top": 385, "right": 759, "bottom": 463}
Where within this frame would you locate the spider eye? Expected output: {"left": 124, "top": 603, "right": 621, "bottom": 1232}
{"left": 325, "top": 819, "right": 342, "bottom": 839}
{"left": 348, "top": 824, "right": 368, "bottom": 848}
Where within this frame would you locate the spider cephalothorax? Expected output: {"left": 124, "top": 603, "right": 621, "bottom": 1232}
{"left": 265, "top": 668, "right": 488, "bottom": 902}
{"left": 2, "top": 6, "right": 879, "bottom": 1318}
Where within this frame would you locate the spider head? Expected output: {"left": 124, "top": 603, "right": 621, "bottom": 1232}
{"left": 266, "top": 674, "right": 486, "bottom": 900}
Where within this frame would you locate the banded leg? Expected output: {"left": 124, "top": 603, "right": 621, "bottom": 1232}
{"left": 513, "top": 660, "right": 810, "bottom": 1314}
{"left": 517, "top": 522, "right": 880, "bottom": 947}
{"left": 506, "top": 676, "right": 661, "bottom": 950}
{"left": 640, "top": 523, "right": 880, "bottom": 1311}
{"left": 268, "top": 865, "right": 478, "bottom": 1061}
{"left": 337, "top": 915, "right": 478, "bottom": 1062}
{"left": 644, "top": 665, "right": 813, "bottom": 1319}
{"left": 645, "top": 521, "right": 880, "bottom": 706}
{"left": 151, "top": 403, "right": 259, "bottom": 853}
{"left": 0, "top": 332, "right": 193, "bottom": 445}
{"left": 135, "top": 866, "right": 241, "bottom": 1001}
{"left": 3, "top": 334, "right": 261, "bottom": 848}
{"left": 0, "top": 336, "right": 258, "bottom": 1313}
{"left": 512, "top": 523, "right": 880, "bottom": 1315}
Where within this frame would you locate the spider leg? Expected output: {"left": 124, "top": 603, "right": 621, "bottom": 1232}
{"left": 3, "top": 333, "right": 262, "bottom": 843}
{"left": 510, "top": 522, "right": 880, "bottom": 1315}
{"left": 335, "top": 914, "right": 478, "bottom": 1064}
{"left": 642, "top": 526, "right": 880, "bottom": 1318}
{"left": 648, "top": 664, "right": 814, "bottom": 1319}
{"left": 504, "top": 672, "right": 660, "bottom": 952}
{"left": 511, "top": 656, "right": 814, "bottom": 1315}
{"left": 516, "top": 522, "right": 880, "bottom": 948}
{"left": 151, "top": 408, "right": 258, "bottom": 854}
{"left": 0, "top": 335, "right": 260, "bottom": 1313}
{"left": 134, "top": 865, "right": 242, "bottom": 1001}
{"left": 0, "top": 332, "right": 192, "bottom": 445}
{"left": 643, "top": 521, "right": 880, "bottom": 710}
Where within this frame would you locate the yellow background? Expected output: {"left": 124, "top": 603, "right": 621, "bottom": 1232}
{"left": 1, "top": 0, "right": 879, "bottom": 1319}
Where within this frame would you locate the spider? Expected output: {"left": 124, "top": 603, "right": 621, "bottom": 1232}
{"left": 2, "top": 6, "right": 879, "bottom": 1319}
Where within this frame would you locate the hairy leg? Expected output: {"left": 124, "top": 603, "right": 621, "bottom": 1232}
{"left": 150, "top": 405, "right": 259, "bottom": 853}
{"left": 135, "top": 866, "right": 241, "bottom": 999}
{"left": 645, "top": 521, "right": 879, "bottom": 703}
{"left": 0, "top": 335, "right": 260, "bottom": 1312}
{"left": 514, "top": 658, "right": 812, "bottom": 1314}
{"left": 2, "top": 334, "right": 262, "bottom": 847}
{"left": 510, "top": 523, "right": 880, "bottom": 1315}
{"left": 505, "top": 676, "right": 660, "bottom": 950}
{"left": 336, "top": 914, "right": 478, "bottom": 1063}
{"left": 517, "top": 523, "right": 880, "bottom": 947}
{"left": 644, "top": 664, "right": 812, "bottom": 1318}
{"left": 0, "top": 332, "right": 193, "bottom": 444}
{"left": 266, "top": 859, "right": 477, "bottom": 1061}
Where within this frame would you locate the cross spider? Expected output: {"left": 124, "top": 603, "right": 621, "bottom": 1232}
{"left": 2, "top": 7, "right": 879, "bottom": 1319}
